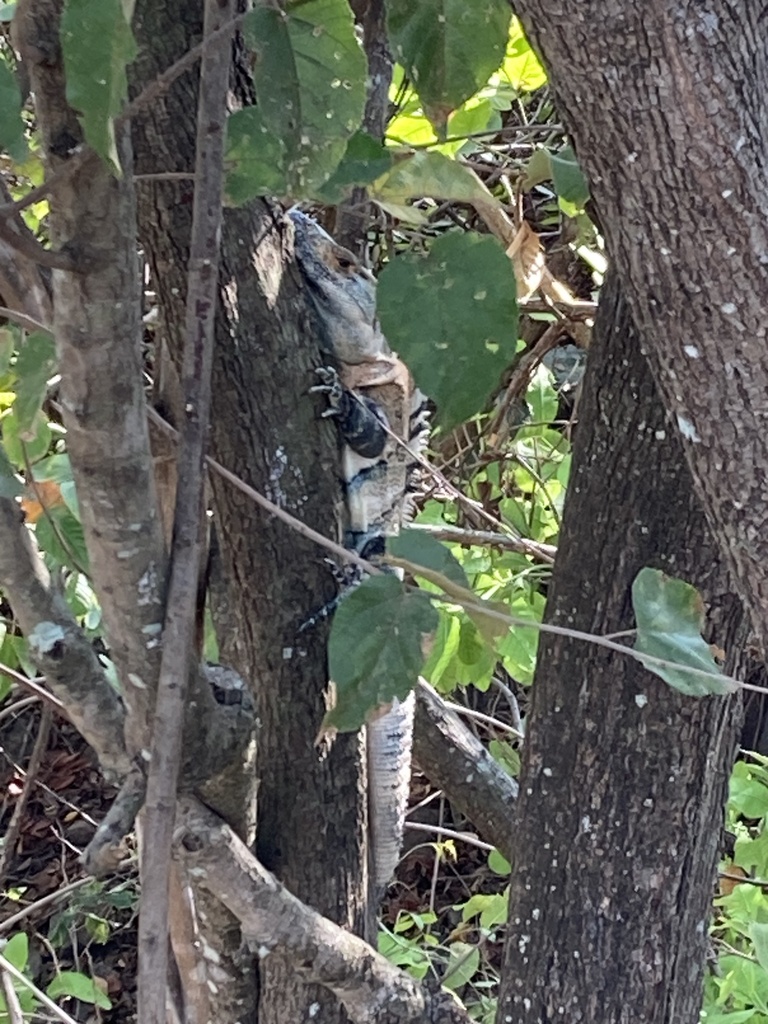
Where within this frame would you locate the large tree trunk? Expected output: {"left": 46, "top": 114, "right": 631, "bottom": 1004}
{"left": 130, "top": 4, "right": 369, "bottom": 1022}
{"left": 512, "top": 2, "right": 768, "bottom": 652}
{"left": 496, "top": 272, "right": 747, "bottom": 1023}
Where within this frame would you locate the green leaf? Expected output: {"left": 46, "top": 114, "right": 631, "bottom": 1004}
{"left": 378, "top": 230, "right": 517, "bottom": 431}
{"left": 373, "top": 150, "right": 500, "bottom": 207}
{"left": 0, "top": 327, "right": 15, "bottom": 377}
{"left": 316, "top": 131, "right": 395, "bottom": 203}
{"left": 550, "top": 144, "right": 590, "bottom": 210}
{"left": 0, "top": 52, "right": 27, "bottom": 162}
{"left": 0, "top": 443, "right": 22, "bottom": 497}
{"left": 459, "top": 890, "right": 508, "bottom": 929}
{"left": 387, "top": 0, "right": 511, "bottom": 131}
{"left": 228, "top": 0, "right": 366, "bottom": 200}
{"left": 632, "top": 567, "right": 731, "bottom": 697}
{"left": 225, "top": 108, "right": 289, "bottom": 203}
{"left": 752, "top": 923, "right": 768, "bottom": 975}
{"left": 488, "top": 847, "right": 511, "bottom": 876}
{"left": 0, "top": 4, "right": 17, "bottom": 23}
{"left": 2, "top": 408, "right": 51, "bottom": 466}
{"left": 442, "top": 941, "right": 480, "bottom": 990}
{"left": 14, "top": 332, "right": 57, "bottom": 433}
{"left": 388, "top": 530, "right": 468, "bottom": 588}
{"left": 489, "top": 738, "right": 520, "bottom": 777}
{"left": 2, "top": 932, "right": 29, "bottom": 971}
{"left": 729, "top": 763, "right": 768, "bottom": 820}
{"left": 60, "top": 0, "right": 137, "bottom": 171}
{"left": 47, "top": 971, "right": 111, "bottom": 1010}
{"left": 325, "top": 574, "right": 437, "bottom": 732}
{"left": 500, "top": 18, "right": 547, "bottom": 92}
{"left": 35, "top": 505, "right": 89, "bottom": 573}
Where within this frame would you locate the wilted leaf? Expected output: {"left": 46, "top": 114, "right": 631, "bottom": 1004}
{"left": 387, "top": 0, "right": 510, "bottom": 129}
{"left": 21, "top": 479, "right": 65, "bottom": 523}
{"left": 506, "top": 221, "right": 544, "bottom": 300}
{"left": 488, "top": 847, "right": 511, "bottom": 875}
{"left": 60, "top": 0, "right": 137, "bottom": 170}
{"left": 632, "top": 567, "right": 731, "bottom": 697}
{"left": 378, "top": 230, "right": 517, "bottom": 431}
{"left": 227, "top": 0, "right": 366, "bottom": 200}
{"left": 14, "top": 332, "right": 56, "bottom": 433}
{"left": 0, "top": 52, "right": 26, "bottom": 161}
{"left": 324, "top": 574, "right": 437, "bottom": 733}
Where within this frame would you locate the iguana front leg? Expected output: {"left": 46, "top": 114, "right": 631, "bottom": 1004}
{"left": 311, "top": 366, "right": 389, "bottom": 460}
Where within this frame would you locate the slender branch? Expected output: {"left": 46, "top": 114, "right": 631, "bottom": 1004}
{"left": 138, "top": 5, "right": 235, "bottom": 1021}
{"left": 0, "top": 877, "right": 93, "bottom": 935}
{"left": 0, "top": 705, "right": 52, "bottom": 883}
{"left": 0, "top": 967, "right": 24, "bottom": 1024}
{"left": 147, "top": 406, "right": 378, "bottom": 575}
{"left": 408, "top": 522, "right": 556, "bottom": 564}
{"left": 174, "top": 795, "right": 473, "bottom": 1024}
{"left": 0, "top": 306, "right": 52, "bottom": 335}
{"left": 404, "top": 821, "right": 495, "bottom": 853}
{"left": 0, "top": 213, "right": 78, "bottom": 272}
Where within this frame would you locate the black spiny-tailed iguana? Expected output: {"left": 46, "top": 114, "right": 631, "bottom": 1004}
{"left": 290, "top": 209, "right": 428, "bottom": 888}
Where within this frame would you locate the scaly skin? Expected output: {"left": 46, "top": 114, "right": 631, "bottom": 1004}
{"left": 291, "top": 209, "right": 427, "bottom": 887}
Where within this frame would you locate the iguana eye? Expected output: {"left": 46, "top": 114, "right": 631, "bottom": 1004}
{"left": 337, "top": 256, "right": 354, "bottom": 270}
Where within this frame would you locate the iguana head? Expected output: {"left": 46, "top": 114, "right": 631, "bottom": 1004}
{"left": 289, "top": 210, "right": 390, "bottom": 364}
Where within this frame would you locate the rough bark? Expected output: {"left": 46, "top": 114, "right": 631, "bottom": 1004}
{"left": 496, "top": 272, "right": 747, "bottom": 1023}
{"left": 129, "top": 3, "right": 370, "bottom": 1021}
{"left": 512, "top": 1, "right": 768, "bottom": 651}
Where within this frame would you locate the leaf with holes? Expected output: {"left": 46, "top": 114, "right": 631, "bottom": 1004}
{"left": 632, "top": 567, "right": 731, "bottom": 697}
{"left": 387, "top": 0, "right": 510, "bottom": 131}
{"left": 378, "top": 230, "right": 517, "bottom": 431}
{"left": 228, "top": 0, "right": 365, "bottom": 200}
{"left": 324, "top": 574, "right": 437, "bottom": 733}
{"left": 60, "top": 0, "right": 137, "bottom": 170}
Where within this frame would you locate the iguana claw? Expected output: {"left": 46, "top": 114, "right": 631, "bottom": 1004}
{"left": 310, "top": 365, "right": 344, "bottom": 417}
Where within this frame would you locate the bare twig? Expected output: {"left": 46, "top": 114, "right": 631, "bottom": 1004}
{"left": 0, "top": 705, "right": 53, "bottom": 884}
{"left": 0, "top": 665, "right": 65, "bottom": 711}
{"left": 0, "top": 306, "right": 52, "bottom": 335}
{"left": 138, "top": 4, "right": 236, "bottom": 1021}
{"left": 0, "top": 877, "right": 93, "bottom": 934}
{"left": 0, "top": 966, "right": 24, "bottom": 1024}
{"left": 0, "top": 213, "right": 77, "bottom": 272}
{"left": 408, "top": 522, "right": 557, "bottom": 564}
{"left": 147, "top": 406, "right": 378, "bottom": 575}
{"left": 404, "top": 821, "right": 495, "bottom": 853}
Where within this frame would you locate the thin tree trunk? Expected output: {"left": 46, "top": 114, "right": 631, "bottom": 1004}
{"left": 496, "top": 272, "right": 746, "bottom": 1023}
{"left": 130, "top": 4, "right": 369, "bottom": 1021}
